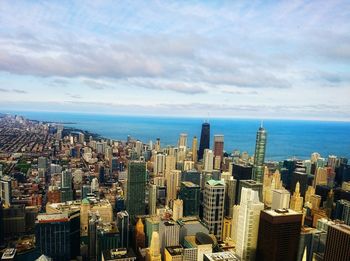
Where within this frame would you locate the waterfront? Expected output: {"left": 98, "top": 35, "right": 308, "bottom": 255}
{"left": 4, "top": 110, "right": 350, "bottom": 160}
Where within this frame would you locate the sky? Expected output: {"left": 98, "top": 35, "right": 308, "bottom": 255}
{"left": 0, "top": 0, "right": 350, "bottom": 121}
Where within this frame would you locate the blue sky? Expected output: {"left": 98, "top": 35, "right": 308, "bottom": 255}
{"left": 0, "top": 1, "right": 349, "bottom": 120}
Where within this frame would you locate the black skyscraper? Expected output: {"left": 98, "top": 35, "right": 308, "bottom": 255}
{"left": 198, "top": 122, "right": 210, "bottom": 160}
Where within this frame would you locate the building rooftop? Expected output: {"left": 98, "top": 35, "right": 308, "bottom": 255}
{"left": 165, "top": 246, "right": 183, "bottom": 256}
{"left": 264, "top": 208, "right": 301, "bottom": 217}
{"left": 203, "top": 252, "right": 240, "bottom": 261}
{"left": 206, "top": 180, "right": 225, "bottom": 186}
{"left": 182, "top": 181, "right": 199, "bottom": 188}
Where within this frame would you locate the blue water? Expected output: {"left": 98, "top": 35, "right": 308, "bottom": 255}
{"left": 3, "top": 110, "right": 350, "bottom": 161}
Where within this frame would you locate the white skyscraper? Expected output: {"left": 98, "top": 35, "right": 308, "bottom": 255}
{"left": 172, "top": 199, "right": 183, "bottom": 221}
{"left": 203, "top": 149, "right": 214, "bottom": 172}
{"left": 149, "top": 184, "right": 157, "bottom": 216}
{"left": 166, "top": 170, "right": 181, "bottom": 205}
{"left": 236, "top": 188, "right": 264, "bottom": 261}
{"left": 203, "top": 180, "right": 225, "bottom": 240}
{"left": 154, "top": 153, "right": 166, "bottom": 176}
{"left": 271, "top": 189, "right": 290, "bottom": 210}
{"left": 135, "top": 140, "right": 143, "bottom": 157}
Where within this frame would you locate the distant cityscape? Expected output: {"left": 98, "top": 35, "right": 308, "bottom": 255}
{"left": 0, "top": 113, "right": 349, "bottom": 261}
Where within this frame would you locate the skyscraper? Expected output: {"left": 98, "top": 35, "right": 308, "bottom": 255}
{"left": 203, "top": 180, "right": 225, "bottom": 240}
{"left": 213, "top": 135, "right": 224, "bottom": 165}
{"left": 290, "top": 182, "right": 304, "bottom": 212}
{"left": 135, "top": 218, "right": 146, "bottom": 250}
{"left": 149, "top": 184, "right": 157, "bottom": 216}
{"left": 236, "top": 188, "right": 264, "bottom": 261}
{"left": 126, "top": 161, "right": 146, "bottom": 220}
{"left": 178, "top": 182, "right": 200, "bottom": 217}
{"left": 252, "top": 124, "right": 267, "bottom": 183}
{"left": 117, "top": 211, "right": 130, "bottom": 248}
{"left": 154, "top": 153, "right": 166, "bottom": 176}
{"left": 323, "top": 224, "right": 350, "bottom": 261}
{"left": 149, "top": 231, "right": 161, "bottom": 261}
{"left": 35, "top": 211, "right": 80, "bottom": 261}
{"left": 203, "top": 149, "right": 214, "bottom": 172}
{"left": 192, "top": 136, "right": 198, "bottom": 163}
{"left": 178, "top": 133, "right": 188, "bottom": 148}
{"left": 198, "top": 122, "right": 210, "bottom": 161}
{"left": 256, "top": 209, "right": 302, "bottom": 261}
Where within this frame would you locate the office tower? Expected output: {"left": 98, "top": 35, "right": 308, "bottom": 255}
{"left": 290, "top": 182, "right": 304, "bottom": 212}
{"left": 165, "top": 155, "right": 176, "bottom": 177}
{"left": 271, "top": 189, "right": 290, "bottom": 210}
{"left": 257, "top": 209, "right": 302, "bottom": 261}
{"left": 178, "top": 182, "right": 200, "bottom": 217}
{"left": 323, "top": 224, "right": 350, "bottom": 261}
{"left": 126, "top": 161, "right": 146, "bottom": 220}
{"left": 154, "top": 153, "right": 166, "bottom": 176}
{"left": 159, "top": 220, "right": 180, "bottom": 254}
{"left": 236, "top": 188, "right": 264, "bottom": 261}
{"left": 91, "top": 177, "right": 99, "bottom": 192}
{"left": 172, "top": 199, "right": 183, "bottom": 221}
{"left": 117, "top": 211, "right": 130, "bottom": 248}
{"left": 334, "top": 199, "right": 350, "bottom": 225}
{"left": 198, "top": 122, "right": 210, "bottom": 161}
{"left": 291, "top": 171, "right": 308, "bottom": 197}
{"left": 224, "top": 177, "right": 237, "bottom": 217}
{"left": 155, "top": 138, "right": 161, "bottom": 152}
{"left": 35, "top": 211, "right": 80, "bottom": 261}
{"left": 192, "top": 136, "right": 198, "bottom": 163}
{"left": 135, "top": 218, "right": 146, "bottom": 249}
{"left": 149, "top": 184, "right": 157, "bottom": 216}
{"left": 2, "top": 205, "right": 25, "bottom": 236}
{"left": 166, "top": 170, "right": 181, "bottom": 205}
{"left": 135, "top": 140, "right": 143, "bottom": 158}
{"left": 181, "top": 170, "right": 201, "bottom": 186}
{"left": 237, "top": 179, "right": 263, "bottom": 205}
{"left": 222, "top": 217, "right": 232, "bottom": 241}
{"left": 213, "top": 134, "right": 224, "bottom": 163}
{"left": 231, "top": 205, "right": 240, "bottom": 244}
{"left": 203, "top": 149, "right": 214, "bottom": 171}
{"left": 179, "top": 133, "right": 188, "bottom": 148}
{"left": 149, "top": 231, "right": 161, "bottom": 261}
{"left": 88, "top": 213, "right": 98, "bottom": 260}
{"left": 252, "top": 124, "right": 267, "bottom": 183}
{"left": 0, "top": 176, "right": 11, "bottom": 206}
{"left": 61, "top": 170, "right": 72, "bottom": 188}
{"left": 146, "top": 216, "right": 160, "bottom": 247}
{"left": 203, "top": 180, "right": 225, "bottom": 240}
{"left": 98, "top": 164, "right": 106, "bottom": 184}
{"left": 314, "top": 167, "right": 328, "bottom": 187}
{"left": 38, "top": 156, "right": 48, "bottom": 171}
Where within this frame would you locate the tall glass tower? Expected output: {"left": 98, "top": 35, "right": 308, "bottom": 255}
{"left": 253, "top": 124, "right": 267, "bottom": 183}
{"left": 198, "top": 122, "right": 210, "bottom": 161}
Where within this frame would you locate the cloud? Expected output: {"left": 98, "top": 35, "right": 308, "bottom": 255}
{"left": 65, "top": 93, "right": 81, "bottom": 99}
{"left": 0, "top": 88, "right": 10, "bottom": 92}
{"left": 82, "top": 79, "right": 112, "bottom": 90}
{"left": 12, "top": 89, "right": 27, "bottom": 94}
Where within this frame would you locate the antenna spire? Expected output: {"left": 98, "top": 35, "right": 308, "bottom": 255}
{"left": 260, "top": 120, "right": 264, "bottom": 128}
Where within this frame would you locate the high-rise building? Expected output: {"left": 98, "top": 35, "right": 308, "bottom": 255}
{"left": 237, "top": 179, "right": 263, "bottom": 204}
{"left": 154, "top": 153, "right": 166, "bottom": 176}
{"left": 165, "top": 246, "right": 183, "bottom": 261}
{"left": 35, "top": 211, "right": 80, "bottom": 261}
{"left": 172, "top": 199, "right": 183, "bottom": 221}
{"left": 135, "top": 140, "right": 143, "bottom": 158}
{"left": 213, "top": 135, "right": 224, "bottom": 164}
{"left": 0, "top": 176, "right": 11, "bottom": 207}
{"left": 149, "top": 231, "right": 161, "bottom": 261}
{"left": 257, "top": 209, "right": 302, "bottom": 261}
{"left": 323, "top": 224, "right": 350, "bottom": 261}
{"left": 203, "top": 149, "right": 214, "bottom": 172}
{"left": 224, "top": 177, "right": 237, "bottom": 217}
{"left": 117, "top": 211, "right": 130, "bottom": 248}
{"left": 271, "top": 189, "right": 290, "bottom": 210}
{"left": 159, "top": 220, "right": 180, "bottom": 255}
{"left": 252, "top": 125, "right": 267, "bottom": 183}
{"left": 291, "top": 171, "right": 308, "bottom": 197}
{"left": 135, "top": 218, "right": 146, "bottom": 250}
{"left": 155, "top": 138, "right": 161, "bottom": 152}
{"left": 334, "top": 199, "right": 350, "bottom": 225}
{"left": 203, "top": 180, "right": 225, "bottom": 240}
{"left": 290, "top": 182, "right": 304, "bottom": 212}
{"left": 126, "top": 161, "right": 146, "bottom": 220}
{"left": 236, "top": 188, "right": 264, "bottom": 261}
{"left": 61, "top": 170, "right": 72, "bottom": 189}
{"left": 149, "top": 184, "right": 157, "bottom": 216}
{"left": 192, "top": 136, "right": 198, "bottom": 163}
{"left": 166, "top": 170, "right": 181, "bottom": 206}
{"left": 178, "top": 182, "right": 200, "bottom": 217}
{"left": 198, "top": 122, "right": 210, "bottom": 161}
{"left": 179, "top": 133, "right": 188, "bottom": 148}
